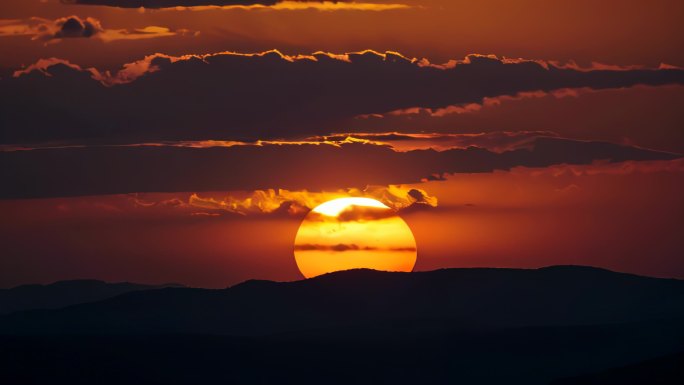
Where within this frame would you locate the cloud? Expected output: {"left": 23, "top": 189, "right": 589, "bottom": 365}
{"left": 71, "top": 185, "right": 438, "bottom": 218}
{"left": 371, "top": 88, "right": 589, "bottom": 118}
{"left": 309, "top": 131, "right": 561, "bottom": 153}
{"left": 10, "top": 57, "right": 89, "bottom": 78}
{"left": 0, "top": 131, "right": 564, "bottom": 154}
{"left": 0, "top": 16, "right": 103, "bottom": 42}
{"left": 184, "top": 185, "right": 437, "bottom": 216}
{"left": 0, "top": 137, "right": 679, "bottom": 199}
{"left": 333, "top": 205, "right": 397, "bottom": 222}
{"left": 509, "top": 158, "right": 684, "bottom": 178}
{"left": 294, "top": 244, "right": 416, "bottom": 252}
{"left": 62, "top": 0, "right": 277, "bottom": 6}
{"left": 348, "top": 84, "right": 684, "bottom": 154}
{"left": 55, "top": 16, "right": 101, "bottom": 39}
{"left": 0, "top": 16, "right": 197, "bottom": 44}
{"left": 60, "top": 0, "right": 412, "bottom": 11}
{"left": 2, "top": 50, "right": 682, "bottom": 145}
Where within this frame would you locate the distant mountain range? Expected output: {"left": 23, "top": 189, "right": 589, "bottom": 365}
{"left": 0, "top": 280, "right": 184, "bottom": 315}
{"left": 0, "top": 266, "right": 682, "bottom": 384}
{"left": 1, "top": 265, "right": 682, "bottom": 335}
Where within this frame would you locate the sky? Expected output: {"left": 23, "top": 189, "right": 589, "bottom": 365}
{"left": 1, "top": 0, "right": 683, "bottom": 288}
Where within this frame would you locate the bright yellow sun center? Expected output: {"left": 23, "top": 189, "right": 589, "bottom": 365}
{"left": 312, "top": 197, "right": 390, "bottom": 216}
{"left": 294, "top": 197, "right": 417, "bottom": 278}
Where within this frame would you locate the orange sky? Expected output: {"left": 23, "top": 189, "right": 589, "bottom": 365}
{"left": 1, "top": 0, "right": 683, "bottom": 288}
{"left": 1, "top": 0, "right": 683, "bottom": 70}
{"left": 1, "top": 159, "right": 682, "bottom": 287}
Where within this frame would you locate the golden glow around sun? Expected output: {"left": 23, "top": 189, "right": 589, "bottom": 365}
{"left": 294, "top": 197, "right": 417, "bottom": 278}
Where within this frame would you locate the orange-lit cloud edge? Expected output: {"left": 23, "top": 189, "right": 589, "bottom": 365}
{"left": 363, "top": 87, "right": 614, "bottom": 118}
{"left": 61, "top": 1, "right": 414, "bottom": 12}
{"left": 156, "top": 1, "right": 414, "bottom": 12}
{"left": 51, "top": 157, "right": 679, "bottom": 219}
{"left": 39, "top": 184, "right": 434, "bottom": 219}
{"left": 11, "top": 49, "right": 682, "bottom": 87}
{"left": 0, "top": 132, "right": 564, "bottom": 162}
{"left": 164, "top": 185, "right": 438, "bottom": 216}
{"left": 4, "top": 128, "right": 680, "bottom": 156}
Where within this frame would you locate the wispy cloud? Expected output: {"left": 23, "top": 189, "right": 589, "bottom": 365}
{"left": 368, "top": 88, "right": 592, "bottom": 119}
{"left": 183, "top": 185, "right": 438, "bottom": 216}
{"left": 0, "top": 136, "right": 678, "bottom": 199}
{"left": 0, "top": 16, "right": 197, "bottom": 44}
{"left": 61, "top": 0, "right": 413, "bottom": 11}
{"left": 294, "top": 244, "right": 416, "bottom": 252}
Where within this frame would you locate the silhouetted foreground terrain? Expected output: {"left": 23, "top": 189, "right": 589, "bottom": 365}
{"left": 550, "top": 351, "right": 684, "bottom": 385}
{"left": 0, "top": 266, "right": 682, "bottom": 384}
{"left": 0, "top": 280, "right": 184, "bottom": 314}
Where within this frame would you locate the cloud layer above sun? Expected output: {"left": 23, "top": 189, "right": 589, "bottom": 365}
{"left": 2, "top": 50, "right": 682, "bottom": 146}
{"left": 2, "top": 135, "right": 679, "bottom": 199}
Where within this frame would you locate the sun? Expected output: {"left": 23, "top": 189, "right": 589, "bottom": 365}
{"left": 294, "top": 197, "right": 417, "bottom": 278}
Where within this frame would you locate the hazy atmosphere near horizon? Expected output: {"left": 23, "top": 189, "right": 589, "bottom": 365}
{"left": 1, "top": 1, "right": 683, "bottom": 384}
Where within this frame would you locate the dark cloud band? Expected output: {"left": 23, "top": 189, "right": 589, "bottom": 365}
{"left": 2, "top": 50, "right": 683, "bottom": 146}
{"left": 0, "top": 137, "right": 678, "bottom": 199}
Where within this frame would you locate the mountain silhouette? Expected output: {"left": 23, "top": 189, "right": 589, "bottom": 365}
{"left": 0, "top": 266, "right": 683, "bottom": 384}
{"left": 550, "top": 351, "right": 684, "bottom": 384}
{"left": 1, "top": 266, "right": 682, "bottom": 335}
{"left": 0, "top": 280, "right": 184, "bottom": 315}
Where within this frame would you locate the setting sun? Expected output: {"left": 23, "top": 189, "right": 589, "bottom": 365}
{"left": 294, "top": 197, "right": 417, "bottom": 278}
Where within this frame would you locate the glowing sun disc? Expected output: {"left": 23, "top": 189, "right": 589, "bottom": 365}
{"left": 294, "top": 197, "right": 417, "bottom": 278}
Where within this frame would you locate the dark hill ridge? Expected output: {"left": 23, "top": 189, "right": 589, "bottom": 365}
{"left": 0, "top": 280, "right": 184, "bottom": 315}
{"left": 1, "top": 265, "right": 683, "bottom": 336}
